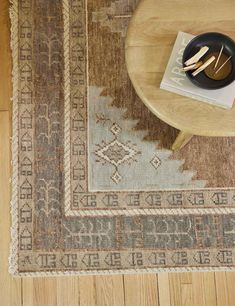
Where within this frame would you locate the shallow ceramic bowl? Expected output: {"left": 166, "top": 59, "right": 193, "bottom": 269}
{"left": 183, "top": 32, "right": 235, "bottom": 89}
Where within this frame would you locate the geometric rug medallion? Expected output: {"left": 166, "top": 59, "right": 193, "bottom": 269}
{"left": 10, "top": 0, "right": 235, "bottom": 276}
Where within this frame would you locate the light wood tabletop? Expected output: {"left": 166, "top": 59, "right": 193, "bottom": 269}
{"left": 125, "top": 0, "right": 235, "bottom": 149}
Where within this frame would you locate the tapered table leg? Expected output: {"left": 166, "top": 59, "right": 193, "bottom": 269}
{"left": 171, "top": 131, "right": 193, "bottom": 151}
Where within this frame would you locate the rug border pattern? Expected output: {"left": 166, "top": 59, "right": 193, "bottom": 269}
{"left": 9, "top": 0, "right": 235, "bottom": 276}
{"left": 64, "top": 0, "right": 235, "bottom": 216}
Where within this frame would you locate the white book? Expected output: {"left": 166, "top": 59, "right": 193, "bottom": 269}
{"left": 160, "top": 31, "right": 235, "bottom": 109}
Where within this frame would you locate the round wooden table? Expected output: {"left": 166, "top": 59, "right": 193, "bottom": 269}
{"left": 125, "top": 0, "right": 235, "bottom": 150}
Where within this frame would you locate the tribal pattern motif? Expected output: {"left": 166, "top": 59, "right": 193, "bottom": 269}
{"left": 10, "top": 0, "right": 235, "bottom": 275}
{"left": 94, "top": 122, "right": 141, "bottom": 184}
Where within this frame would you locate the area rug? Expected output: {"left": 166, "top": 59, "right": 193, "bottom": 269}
{"left": 10, "top": 0, "right": 235, "bottom": 276}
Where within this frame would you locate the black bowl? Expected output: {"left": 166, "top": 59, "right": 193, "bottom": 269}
{"left": 183, "top": 32, "right": 235, "bottom": 89}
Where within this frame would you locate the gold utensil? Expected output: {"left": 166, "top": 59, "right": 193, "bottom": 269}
{"left": 214, "top": 45, "right": 224, "bottom": 69}
{"left": 215, "top": 55, "right": 232, "bottom": 74}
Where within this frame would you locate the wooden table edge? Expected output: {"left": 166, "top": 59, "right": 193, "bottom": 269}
{"left": 125, "top": 11, "right": 235, "bottom": 138}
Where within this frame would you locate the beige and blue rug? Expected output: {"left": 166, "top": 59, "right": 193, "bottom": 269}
{"left": 10, "top": 0, "right": 235, "bottom": 276}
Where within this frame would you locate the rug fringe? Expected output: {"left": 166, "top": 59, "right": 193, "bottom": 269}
{"left": 63, "top": 0, "right": 72, "bottom": 216}
{"left": 9, "top": 0, "right": 19, "bottom": 276}
{"left": 8, "top": 265, "right": 235, "bottom": 278}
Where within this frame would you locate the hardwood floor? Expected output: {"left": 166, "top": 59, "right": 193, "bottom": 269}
{"left": 1, "top": 0, "right": 235, "bottom": 305}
